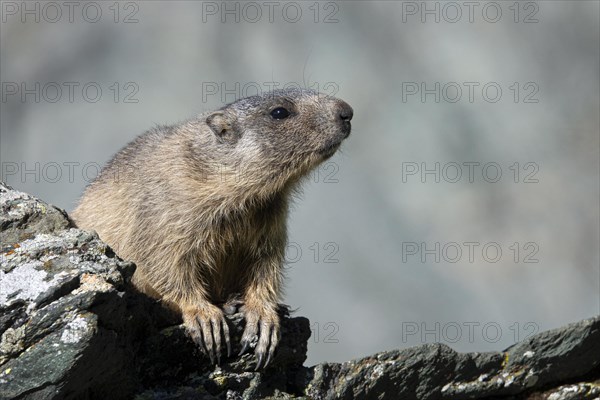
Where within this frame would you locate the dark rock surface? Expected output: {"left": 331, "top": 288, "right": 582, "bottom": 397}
{"left": 1, "top": 181, "right": 599, "bottom": 400}
{"left": 303, "top": 319, "right": 600, "bottom": 400}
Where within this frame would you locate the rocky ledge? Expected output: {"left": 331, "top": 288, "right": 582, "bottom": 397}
{"left": 1, "top": 182, "right": 599, "bottom": 400}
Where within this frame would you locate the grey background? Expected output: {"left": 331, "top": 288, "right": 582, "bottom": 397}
{"left": 1, "top": 1, "right": 598, "bottom": 365}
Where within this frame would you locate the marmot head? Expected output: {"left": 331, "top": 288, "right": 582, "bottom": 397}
{"left": 204, "top": 89, "right": 353, "bottom": 195}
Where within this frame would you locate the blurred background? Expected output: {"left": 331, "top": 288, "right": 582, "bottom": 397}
{"left": 1, "top": 1, "right": 598, "bottom": 365}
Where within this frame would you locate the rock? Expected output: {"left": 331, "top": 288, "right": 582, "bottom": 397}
{"left": 302, "top": 316, "right": 600, "bottom": 399}
{"left": 136, "top": 309, "right": 311, "bottom": 395}
{"left": 1, "top": 181, "right": 599, "bottom": 400}
{"left": 0, "top": 183, "right": 142, "bottom": 399}
{"left": 0, "top": 183, "right": 71, "bottom": 247}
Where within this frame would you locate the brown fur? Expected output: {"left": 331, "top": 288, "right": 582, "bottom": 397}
{"left": 72, "top": 89, "right": 353, "bottom": 367}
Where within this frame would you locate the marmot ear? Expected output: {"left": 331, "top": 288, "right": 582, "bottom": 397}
{"left": 206, "top": 112, "right": 238, "bottom": 143}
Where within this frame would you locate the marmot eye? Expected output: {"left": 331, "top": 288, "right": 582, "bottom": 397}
{"left": 270, "top": 107, "right": 290, "bottom": 120}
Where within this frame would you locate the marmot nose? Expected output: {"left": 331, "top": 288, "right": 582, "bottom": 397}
{"left": 337, "top": 101, "right": 354, "bottom": 122}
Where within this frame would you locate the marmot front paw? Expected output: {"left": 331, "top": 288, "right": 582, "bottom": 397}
{"left": 239, "top": 306, "right": 280, "bottom": 369}
{"left": 183, "top": 304, "right": 231, "bottom": 364}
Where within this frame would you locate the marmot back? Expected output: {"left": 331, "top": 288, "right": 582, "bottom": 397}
{"left": 72, "top": 88, "right": 353, "bottom": 368}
